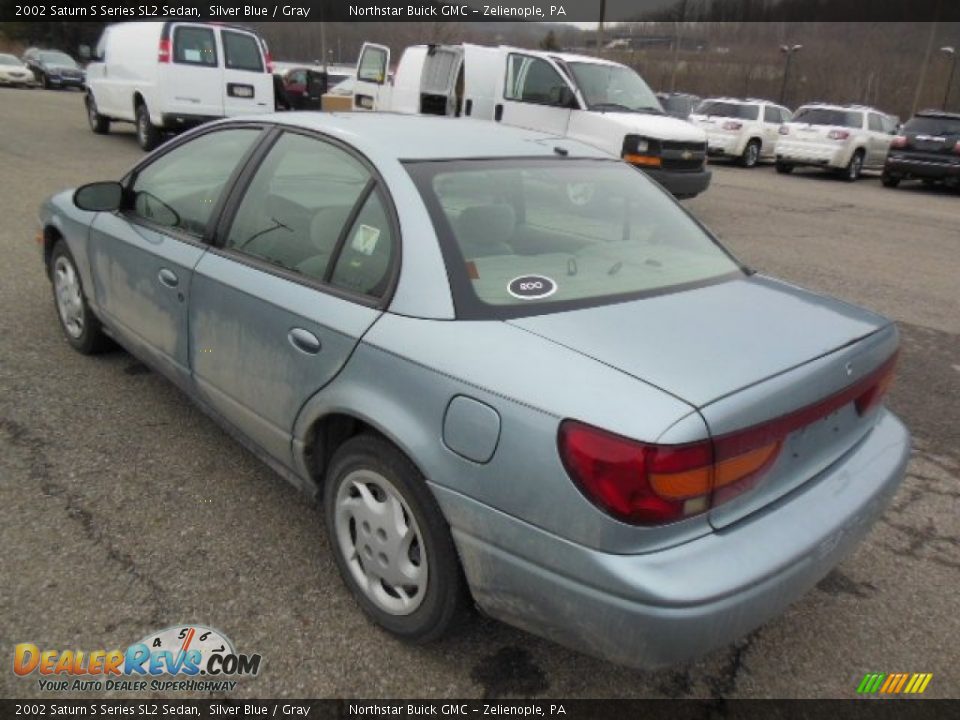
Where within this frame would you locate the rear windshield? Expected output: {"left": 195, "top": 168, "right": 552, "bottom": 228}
{"left": 406, "top": 159, "right": 743, "bottom": 319}
{"left": 696, "top": 101, "right": 759, "bottom": 120}
{"left": 39, "top": 51, "right": 77, "bottom": 67}
{"left": 660, "top": 95, "right": 697, "bottom": 115}
{"left": 223, "top": 30, "right": 264, "bottom": 73}
{"left": 793, "top": 108, "right": 862, "bottom": 128}
{"left": 0, "top": 54, "right": 20, "bottom": 65}
{"left": 904, "top": 115, "right": 960, "bottom": 136}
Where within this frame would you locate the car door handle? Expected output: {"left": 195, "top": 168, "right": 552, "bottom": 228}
{"left": 288, "top": 328, "right": 321, "bottom": 354}
{"left": 158, "top": 268, "right": 179, "bottom": 288}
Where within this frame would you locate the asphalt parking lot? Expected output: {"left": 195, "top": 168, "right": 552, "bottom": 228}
{"left": 1, "top": 87, "right": 957, "bottom": 700}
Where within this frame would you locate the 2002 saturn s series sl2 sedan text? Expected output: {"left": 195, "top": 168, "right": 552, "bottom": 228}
{"left": 39, "top": 113, "right": 909, "bottom": 669}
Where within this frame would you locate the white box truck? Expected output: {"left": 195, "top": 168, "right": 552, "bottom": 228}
{"left": 83, "top": 21, "right": 275, "bottom": 151}
{"left": 351, "top": 42, "right": 711, "bottom": 198}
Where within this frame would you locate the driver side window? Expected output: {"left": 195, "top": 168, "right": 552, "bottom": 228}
{"left": 130, "top": 129, "right": 260, "bottom": 236}
{"left": 505, "top": 54, "right": 569, "bottom": 106}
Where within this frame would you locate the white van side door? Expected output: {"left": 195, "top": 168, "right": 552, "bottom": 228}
{"left": 163, "top": 23, "right": 223, "bottom": 119}
{"left": 353, "top": 42, "right": 391, "bottom": 111}
{"left": 219, "top": 27, "right": 273, "bottom": 116}
{"left": 498, "top": 52, "right": 575, "bottom": 135}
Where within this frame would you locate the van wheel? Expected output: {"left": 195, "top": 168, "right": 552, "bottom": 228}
{"left": 86, "top": 94, "right": 110, "bottom": 134}
{"left": 135, "top": 103, "right": 162, "bottom": 152}
{"left": 740, "top": 139, "right": 761, "bottom": 168}
{"left": 775, "top": 161, "right": 794, "bottom": 174}
{"left": 50, "top": 241, "right": 111, "bottom": 355}
{"left": 324, "top": 434, "right": 469, "bottom": 643}
{"left": 843, "top": 150, "right": 864, "bottom": 182}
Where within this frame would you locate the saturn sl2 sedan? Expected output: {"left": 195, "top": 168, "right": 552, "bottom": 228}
{"left": 39, "top": 113, "right": 909, "bottom": 668}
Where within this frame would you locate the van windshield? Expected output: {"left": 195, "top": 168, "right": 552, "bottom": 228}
{"left": 406, "top": 158, "right": 743, "bottom": 319}
{"left": 566, "top": 62, "right": 663, "bottom": 114}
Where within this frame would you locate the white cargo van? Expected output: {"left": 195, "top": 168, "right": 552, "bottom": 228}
{"left": 83, "top": 22, "right": 274, "bottom": 151}
{"left": 352, "top": 42, "right": 711, "bottom": 198}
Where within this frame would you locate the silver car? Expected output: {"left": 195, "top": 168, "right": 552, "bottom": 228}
{"left": 39, "top": 114, "right": 909, "bottom": 668}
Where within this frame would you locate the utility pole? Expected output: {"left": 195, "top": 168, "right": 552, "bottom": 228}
{"left": 670, "top": 0, "right": 689, "bottom": 92}
{"left": 779, "top": 44, "right": 802, "bottom": 106}
{"left": 596, "top": 0, "right": 605, "bottom": 56}
{"left": 942, "top": 47, "right": 957, "bottom": 110}
{"left": 912, "top": 7, "right": 942, "bottom": 115}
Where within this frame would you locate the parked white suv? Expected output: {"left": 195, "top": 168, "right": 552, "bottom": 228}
{"left": 690, "top": 97, "right": 792, "bottom": 167}
{"left": 775, "top": 104, "right": 897, "bottom": 181}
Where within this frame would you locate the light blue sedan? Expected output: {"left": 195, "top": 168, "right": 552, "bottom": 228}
{"left": 39, "top": 113, "right": 909, "bottom": 668}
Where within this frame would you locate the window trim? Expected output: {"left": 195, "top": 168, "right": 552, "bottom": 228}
{"left": 172, "top": 24, "right": 219, "bottom": 69}
{"left": 503, "top": 52, "right": 575, "bottom": 109}
{"left": 119, "top": 123, "right": 268, "bottom": 248}
{"left": 209, "top": 126, "right": 403, "bottom": 310}
{"left": 403, "top": 156, "right": 748, "bottom": 321}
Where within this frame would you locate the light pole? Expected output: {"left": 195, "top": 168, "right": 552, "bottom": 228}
{"left": 942, "top": 46, "right": 957, "bottom": 110}
{"left": 779, "top": 44, "right": 802, "bottom": 106}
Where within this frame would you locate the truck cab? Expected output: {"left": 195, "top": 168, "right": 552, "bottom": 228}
{"left": 352, "top": 42, "right": 711, "bottom": 199}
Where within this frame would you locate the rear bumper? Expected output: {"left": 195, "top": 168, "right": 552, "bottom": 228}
{"left": 777, "top": 141, "right": 848, "bottom": 169}
{"left": 705, "top": 132, "right": 745, "bottom": 157}
{"left": 442, "top": 409, "right": 909, "bottom": 669}
{"left": 884, "top": 154, "right": 960, "bottom": 181}
{"left": 47, "top": 76, "right": 85, "bottom": 88}
{"left": 642, "top": 167, "right": 712, "bottom": 199}
{"left": 160, "top": 113, "right": 220, "bottom": 130}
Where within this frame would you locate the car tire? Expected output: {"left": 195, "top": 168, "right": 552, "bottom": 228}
{"left": 86, "top": 94, "right": 110, "bottom": 134}
{"left": 49, "top": 241, "right": 112, "bottom": 355}
{"left": 843, "top": 150, "right": 864, "bottom": 182}
{"left": 740, "top": 139, "right": 761, "bottom": 168}
{"left": 775, "top": 161, "right": 794, "bottom": 174}
{"left": 881, "top": 173, "right": 901, "bottom": 188}
{"left": 324, "top": 433, "right": 469, "bottom": 644}
{"left": 135, "top": 103, "right": 162, "bottom": 152}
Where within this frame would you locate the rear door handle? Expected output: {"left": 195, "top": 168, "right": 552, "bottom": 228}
{"left": 158, "top": 268, "right": 179, "bottom": 288}
{"left": 288, "top": 328, "right": 321, "bottom": 354}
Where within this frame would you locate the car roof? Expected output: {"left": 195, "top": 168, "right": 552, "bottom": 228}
{"left": 249, "top": 112, "right": 614, "bottom": 161}
{"left": 915, "top": 109, "right": 960, "bottom": 120}
{"left": 700, "top": 97, "right": 762, "bottom": 106}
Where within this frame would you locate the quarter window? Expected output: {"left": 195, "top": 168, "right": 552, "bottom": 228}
{"left": 223, "top": 30, "right": 263, "bottom": 72}
{"left": 763, "top": 106, "right": 779, "bottom": 123}
{"left": 224, "top": 133, "right": 373, "bottom": 285}
{"left": 329, "top": 191, "right": 395, "bottom": 298}
{"left": 173, "top": 26, "right": 217, "bottom": 67}
{"left": 505, "top": 54, "right": 569, "bottom": 105}
{"left": 130, "top": 129, "right": 260, "bottom": 236}
{"left": 868, "top": 113, "right": 884, "bottom": 132}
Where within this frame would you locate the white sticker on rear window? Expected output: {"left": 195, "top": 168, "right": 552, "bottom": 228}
{"left": 184, "top": 49, "right": 202, "bottom": 62}
{"left": 351, "top": 224, "right": 380, "bottom": 256}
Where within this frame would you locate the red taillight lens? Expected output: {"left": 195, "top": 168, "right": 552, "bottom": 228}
{"left": 954, "top": 140, "right": 960, "bottom": 155}
{"left": 778, "top": 125, "right": 790, "bottom": 135}
{"left": 723, "top": 120, "right": 743, "bottom": 131}
{"left": 263, "top": 45, "right": 273, "bottom": 74}
{"left": 559, "top": 352, "right": 898, "bottom": 526}
{"left": 827, "top": 129, "right": 850, "bottom": 140}
{"left": 158, "top": 38, "right": 171, "bottom": 63}
{"left": 891, "top": 135, "right": 907, "bottom": 148}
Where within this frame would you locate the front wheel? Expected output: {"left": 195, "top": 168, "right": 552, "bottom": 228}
{"left": 86, "top": 94, "right": 110, "bottom": 134}
{"left": 324, "top": 434, "right": 469, "bottom": 643}
{"left": 843, "top": 150, "right": 864, "bottom": 182}
{"left": 50, "top": 241, "right": 111, "bottom": 354}
{"left": 135, "top": 103, "right": 162, "bottom": 151}
{"left": 740, "top": 139, "right": 761, "bottom": 168}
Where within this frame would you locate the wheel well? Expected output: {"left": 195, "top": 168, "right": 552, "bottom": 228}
{"left": 133, "top": 92, "right": 145, "bottom": 113}
{"left": 304, "top": 413, "right": 386, "bottom": 488}
{"left": 748, "top": 137, "right": 762, "bottom": 146}
{"left": 43, "top": 226, "right": 63, "bottom": 277}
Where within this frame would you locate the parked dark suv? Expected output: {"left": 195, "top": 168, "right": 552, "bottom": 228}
{"left": 882, "top": 110, "right": 960, "bottom": 190}
{"left": 22, "top": 48, "right": 85, "bottom": 90}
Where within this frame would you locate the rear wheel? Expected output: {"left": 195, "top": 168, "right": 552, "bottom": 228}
{"left": 50, "top": 241, "right": 111, "bottom": 354}
{"left": 86, "top": 94, "right": 110, "bottom": 134}
{"left": 135, "top": 103, "right": 162, "bottom": 151}
{"left": 740, "top": 139, "right": 761, "bottom": 168}
{"left": 843, "top": 150, "right": 864, "bottom": 182}
{"left": 324, "top": 434, "right": 469, "bottom": 643}
{"left": 881, "top": 173, "right": 901, "bottom": 188}
{"left": 775, "top": 160, "right": 794, "bottom": 174}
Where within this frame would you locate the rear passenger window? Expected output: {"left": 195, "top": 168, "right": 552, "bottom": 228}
{"left": 763, "top": 106, "right": 779, "bottom": 123}
{"left": 173, "top": 26, "right": 217, "bottom": 67}
{"left": 223, "top": 30, "right": 263, "bottom": 72}
{"left": 130, "top": 128, "right": 260, "bottom": 236}
{"left": 224, "top": 133, "right": 372, "bottom": 284}
{"left": 868, "top": 114, "right": 884, "bottom": 132}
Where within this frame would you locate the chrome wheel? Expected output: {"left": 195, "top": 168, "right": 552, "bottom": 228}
{"left": 137, "top": 113, "right": 148, "bottom": 146}
{"left": 87, "top": 98, "right": 98, "bottom": 129}
{"left": 847, "top": 153, "right": 862, "bottom": 181}
{"left": 334, "top": 469, "right": 427, "bottom": 615}
{"left": 53, "top": 255, "right": 84, "bottom": 339}
{"left": 744, "top": 142, "right": 759, "bottom": 167}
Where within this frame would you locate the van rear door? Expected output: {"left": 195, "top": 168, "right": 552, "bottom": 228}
{"left": 219, "top": 27, "right": 273, "bottom": 116}
{"left": 353, "top": 42, "right": 391, "bottom": 111}
{"left": 162, "top": 23, "right": 222, "bottom": 119}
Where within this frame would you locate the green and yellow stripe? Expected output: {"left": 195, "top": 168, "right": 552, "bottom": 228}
{"left": 857, "top": 672, "right": 932, "bottom": 695}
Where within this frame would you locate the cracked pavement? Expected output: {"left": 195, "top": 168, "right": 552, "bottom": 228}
{"left": 1, "top": 89, "right": 958, "bottom": 699}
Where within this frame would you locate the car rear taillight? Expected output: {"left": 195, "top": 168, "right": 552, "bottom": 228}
{"left": 827, "top": 129, "right": 850, "bottom": 140}
{"left": 778, "top": 126, "right": 790, "bottom": 135}
{"left": 263, "top": 43, "right": 273, "bottom": 73}
{"left": 559, "top": 352, "right": 898, "bottom": 526}
{"left": 954, "top": 140, "right": 960, "bottom": 155}
{"left": 723, "top": 120, "right": 743, "bottom": 130}
{"left": 890, "top": 135, "right": 908, "bottom": 148}
{"left": 158, "top": 38, "right": 171, "bottom": 63}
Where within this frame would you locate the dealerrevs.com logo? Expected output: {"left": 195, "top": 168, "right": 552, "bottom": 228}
{"left": 13, "top": 625, "right": 262, "bottom": 693}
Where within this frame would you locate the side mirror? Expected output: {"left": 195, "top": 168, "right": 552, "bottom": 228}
{"left": 78, "top": 44, "right": 91, "bottom": 61}
{"left": 73, "top": 182, "right": 123, "bottom": 212}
